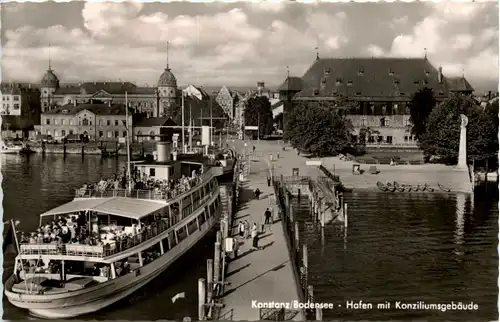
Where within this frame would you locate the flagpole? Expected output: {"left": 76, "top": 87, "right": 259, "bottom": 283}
{"left": 182, "top": 93, "right": 185, "bottom": 152}
{"left": 10, "top": 219, "right": 29, "bottom": 294}
{"left": 125, "top": 92, "right": 132, "bottom": 194}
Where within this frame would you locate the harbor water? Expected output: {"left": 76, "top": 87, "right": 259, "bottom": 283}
{"left": 1, "top": 154, "right": 217, "bottom": 320}
{"left": 294, "top": 185, "right": 498, "bottom": 321}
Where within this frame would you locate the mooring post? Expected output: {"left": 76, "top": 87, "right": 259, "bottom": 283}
{"left": 307, "top": 285, "right": 314, "bottom": 302}
{"left": 320, "top": 210, "right": 325, "bottom": 228}
{"left": 316, "top": 307, "right": 323, "bottom": 321}
{"left": 289, "top": 204, "right": 294, "bottom": 223}
{"left": 294, "top": 221, "right": 300, "bottom": 254}
{"left": 298, "top": 188, "right": 301, "bottom": 200}
{"left": 198, "top": 278, "right": 206, "bottom": 320}
{"left": 302, "top": 244, "right": 308, "bottom": 288}
{"left": 214, "top": 232, "right": 221, "bottom": 287}
{"left": 81, "top": 143, "right": 84, "bottom": 156}
{"left": 344, "top": 203, "right": 348, "bottom": 228}
{"left": 207, "top": 259, "right": 214, "bottom": 304}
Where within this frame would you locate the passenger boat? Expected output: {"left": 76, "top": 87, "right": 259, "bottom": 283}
{"left": 4, "top": 141, "right": 224, "bottom": 319}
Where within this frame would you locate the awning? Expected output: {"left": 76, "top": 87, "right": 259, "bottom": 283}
{"left": 40, "top": 197, "right": 166, "bottom": 220}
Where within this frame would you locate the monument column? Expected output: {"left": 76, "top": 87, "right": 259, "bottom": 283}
{"left": 457, "top": 114, "right": 468, "bottom": 169}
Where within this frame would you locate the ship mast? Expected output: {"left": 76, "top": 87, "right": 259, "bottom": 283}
{"left": 125, "top": 92, "right": 132, "bottom": 193}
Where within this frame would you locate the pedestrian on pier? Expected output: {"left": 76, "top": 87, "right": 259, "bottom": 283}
{"left": 253, "top": 145, "right": 256, "bottom": 153}
{"left": 244, "top": 220, "right": 250, "bottom": 239}
{"left": 266, "top": 177, "right": 271, "bottom": 187}
{"left": 264, "top": 208, "right": 273, "bottom": 232}
{"left": 233, "top": 237, "right": 240, "bottom": 258}
{"left": 276, "top": 151, "right": 280, "bottom": 159}
{"left": 238, "top": 221, "right": 245, "bottom": 238}
{"left": 255, "top": 188, "right": 261, "bottom": 200}
{"left": 251, "top": 223, "right": 260, "bottom": 250}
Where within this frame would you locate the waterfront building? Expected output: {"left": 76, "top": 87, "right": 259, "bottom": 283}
{"left": 39, "top": 60, "right": 180, "bottom": 118}
{"left": 215, "top": 85, "right": 245, "bottom": 125}
{"left": 1, "top": 83, "right": 41, "bottom": 139}
{"left": 38, "top": 103, "right": 133, "bottom": 142}
{"left": 282, "top": 56, "right": 474, "bottom": 148}
{"left": 133, "top": 116, "right": 179, "bottom": 142}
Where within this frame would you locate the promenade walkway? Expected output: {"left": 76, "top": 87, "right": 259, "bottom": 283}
{"left": 221, "top": 142, "right": 305, "bottom": 321}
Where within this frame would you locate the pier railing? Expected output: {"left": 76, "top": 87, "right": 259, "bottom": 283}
{"left": 259, "top": 308, "right": 300, "bottom": 321}
{"left": 273, "top": 176, "right": 322, "bottom": 320}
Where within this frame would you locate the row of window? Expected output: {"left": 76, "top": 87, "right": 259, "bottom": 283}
{"left": 2, "top": 104, "right": 20, "bottom": 109}
{"left": 45, "top": 129, "right": 128, "bottom": 139}
{"left": 353, "top": 135, "right": 417, "bottom": 144}
{"left": 359, "top": 117, "right": 411, "bottom": 127}
{"left": 2, "top": 95, "right": 20, "bottom": 101}
{"left": 45, "top": 118, "right": 127, "bottom": 126}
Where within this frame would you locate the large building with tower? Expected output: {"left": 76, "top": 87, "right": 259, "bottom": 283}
{"left": 280, "top": 56, "right": 474, "bottom": 148}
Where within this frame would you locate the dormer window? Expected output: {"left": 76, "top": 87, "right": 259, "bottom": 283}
{"left": 394, "top": 79, "right": 400, "bottom": 85}
{"left": 356, "top": 92, "right": 362, "bottom": 95}
{"left": 320, "top": 77, "right": 327, "bottom": 86}
{"left": 313, "top": 89, "right": 319, "bottom": 96}
{"left": 62, "top": 109, "right": 69, "bottom": 114}
{"left": 335, "top": 78, "right": 342, "bottom": 85}
{"left": 423, "top": 80, "right": 429, "bottom": 85}
{"left": 357, "top": 68, "right": 364, "bottom": 76}
{"left": 414, "top": 81, "right": 420, "bottom": 85}
{"left": 425, "top": 70, "right": 430, "bottom": 77}
{"left": 388, "top": 69, "right": 394, "bottom": 76}
{"left": 324, "top": 68, "right": 331, "bottom": 76}
{"left": 439, "top": 91, "right": 444, "bottom": 95}
{"left": 347, "top": 81, "right": 353, "bottom": 86}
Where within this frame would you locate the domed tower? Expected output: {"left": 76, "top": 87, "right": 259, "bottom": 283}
{"left": 157, "top": 42, "right": 177, "bottom": 117}
{"left": 40, "top": 46, "right": 59, "bottom": 112}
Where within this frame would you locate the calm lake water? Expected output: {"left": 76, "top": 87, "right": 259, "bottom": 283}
{"left": 1, "top": 154, "right": 217, "bottom": 320}
{"left": 295, "top": 185, "right": 498, "bottom": 321}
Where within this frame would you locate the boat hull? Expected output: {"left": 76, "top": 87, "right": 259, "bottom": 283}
{"left": 6, "top": 214, "right": 218, "bottom": 319}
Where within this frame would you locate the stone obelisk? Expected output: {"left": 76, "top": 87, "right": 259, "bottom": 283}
{"left": 457, "top": 114, "right": 468, "bottom": 169}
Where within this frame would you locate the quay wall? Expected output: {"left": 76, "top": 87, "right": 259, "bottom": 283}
{"left": 29, "top": 142, "right": 151, "bottom": 156}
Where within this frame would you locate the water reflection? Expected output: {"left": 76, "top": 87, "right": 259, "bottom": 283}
{"left": 454, "top": 193, "right": 466, "bottom": 256}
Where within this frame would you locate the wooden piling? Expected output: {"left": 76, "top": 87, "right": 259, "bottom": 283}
{"left": 207, "top": 259, "right": 214, "bottom": 304}
{"left": 198, "top": 278, "right": 206, "bottom": 321}
{"left": 298, "top": 188, "right": 301, "bottom": 199}
{"left": 320, "top": 210, "right": 325, "bottom": 228}
{"left": 344, "top": 203, "right": 348, "bottom": 228}
{"left": 289, "top": 204, "right": 294, "bottom": 223}
{"left": 307, "top": 285, "right": 314, "bottom": 302}
{"left": 214, "top": 233, "right": 221, "bottom": 288}
{"left": 294, "top": 221, "right": 300, "bottom": 253}
{"left": 81, "top": 144, "right": 84, "bottom": 156}
{"left": 302, "top": 244, "right": 308, "bottom": 288}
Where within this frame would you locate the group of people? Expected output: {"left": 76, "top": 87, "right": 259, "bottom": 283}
{"left": 19, "top": 213, "right": 92, "bottom": 246}
{"left": 79, "top": 167, "right": 203, "bottom": 201}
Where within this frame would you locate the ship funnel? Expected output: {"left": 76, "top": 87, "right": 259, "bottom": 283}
{"left": 156, "top": 142, "right": 172, "bottom": 162}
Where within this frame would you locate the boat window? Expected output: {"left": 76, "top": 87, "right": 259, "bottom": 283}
{"left": 161, "top": 237, "right": 170, "bottom": 253}
{"left": 168, "top": 231, "right": 177, "bottom": 248}
{"left": 170, "top": 202, "right": 180, "bottom": 225}
{"left": 198, "top": 211, "right": 206, "bottom": 226}
{"left": 187, "top": 219, "right": 198, "bottom": 235}
{"left": 204, "top": 182, "right": 210, "bottom": 196}
{"left": 209, "top": 203, "right": 215, "bottom": 217}
{"left": 177, "top": 226, "right": 188, "bottom": 242}
{"left": 192, "top": 189, "right": 201, "bottom": 208}
{"left": 141, "top": 243, "right": 162, "bottom": 265}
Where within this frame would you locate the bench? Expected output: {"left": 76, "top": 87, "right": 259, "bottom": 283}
{"left": 369, "top": 166, "right": 380, "bottom": 174}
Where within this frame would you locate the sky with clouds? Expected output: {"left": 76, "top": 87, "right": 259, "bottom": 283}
{"left": 1, "top": 1, "right": 498, "bottom": 92}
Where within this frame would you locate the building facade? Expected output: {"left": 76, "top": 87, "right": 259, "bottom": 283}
{"left": 215, "top": 85, "right": 244, "bottom": 124}
{"left": 39, "top": 103, "right": 133, "bottom": 142}
{"left": 39, "top": 63, "right": 180, "bottom": 118}
{"left": 1, "top": 83, "right": 41, "bottom": 138}
{"left": 284, "top": 57, "right": 474, "bottom": 147}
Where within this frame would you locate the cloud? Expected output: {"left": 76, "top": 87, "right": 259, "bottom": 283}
{"left": 366, "top": 45, "right": 384, "bottom": 57}
{"left": 386, "top": 2, "right": 498, "bottom": 88}
{"left": 1, "top": 2, "right": 497, "bottom": 92}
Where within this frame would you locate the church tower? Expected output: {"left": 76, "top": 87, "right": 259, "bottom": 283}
{"left": 157, "top": 42, "right": 177, "bottom": 117}
{"left": 40, "top": 45, "right": 59, "bottom": 112}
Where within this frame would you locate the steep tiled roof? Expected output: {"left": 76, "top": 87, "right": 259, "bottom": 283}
{"left": 295, "top": 58, "right": 453, "bottom": 99}
{"left": 279, "top": 77, "right": 302, "bottom": 92}
{"left": 135, "top": 117, "right": 177, "bottom": 127}
{"left": 0, "top": 83, "right": 22, "bottom": 95}
{"left": 43, "top": 103, "right": 132, "bottom": 115}
{"left": 79, "top": 82, "right": 137, "bottom": 95}
{"left": 54, "top": 87, "right": 81, "bottom": 95}
{"left": 447, "top": 77, "right": 474, "bottom": 92}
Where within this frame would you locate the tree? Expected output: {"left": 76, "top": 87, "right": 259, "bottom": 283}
{"left": 243, "top": 96, "right": 274, "bottom": 136}
{"left": 419, "top": 94, "right": 498, "bottom": 165}
{"left": 285, "top": 101, "right": 354, "bottom": 157}
{"left": 273, "top": 112, "right": 283, "bottom": 131}
{"left": 409, "top": 88, "right": 437, "bottom": 140}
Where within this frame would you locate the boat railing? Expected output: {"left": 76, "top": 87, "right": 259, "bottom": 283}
{"left": 75, "top": 167, "right": 214, "bottom": 201}
{"left": 19, "top": 218, "right": 173, "bottom": 258}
